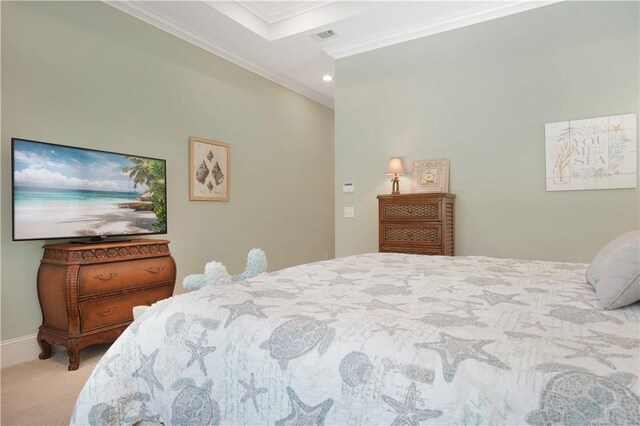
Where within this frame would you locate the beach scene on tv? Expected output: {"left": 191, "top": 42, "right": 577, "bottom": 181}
{"left": 12, "top": 140, "right": 167, "bottom": 240}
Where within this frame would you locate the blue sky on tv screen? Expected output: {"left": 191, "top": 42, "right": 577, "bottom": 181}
{"left": 13, "top": 140, "right": 147, "bottom": 193}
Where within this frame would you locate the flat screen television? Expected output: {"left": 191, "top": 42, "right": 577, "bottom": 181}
{"left": 11, "top": 138, "right": 167, "bottom": 241}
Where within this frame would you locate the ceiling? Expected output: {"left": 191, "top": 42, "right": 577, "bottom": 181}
{"left": 106, "top": 1, "right": 559, "bottom": 108}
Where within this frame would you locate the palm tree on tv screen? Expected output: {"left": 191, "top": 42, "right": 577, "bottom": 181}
{"left": 122, "top": 156, "right": 166, "bottom": 231}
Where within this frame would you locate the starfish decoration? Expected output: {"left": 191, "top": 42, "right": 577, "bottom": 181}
{"left": 415, "top": 332, "right": 510, "bottom": 382}
{"left": 96, "top": 353, "right": 120, "bottom": 377}
{"left": 365, "top": 298, "right": 407, "bottom": 313}
{"left": 295, "top": 302, "right": 351, "bottom": 318}
{"left": 220, "top": 300, "right": 272, "bottom": 328}
{"left": 238, "top": 373, "right": 267, "bottom": 412}
{"left": 445, "top": 300, "right": 486, "bottom": 317}
{"left": 132, "top": 348, "right": 164, "bottom": 396}
{"left": 381, "top": 382, "right": 443, "bottom": 426}
{"left": 185, "top": 330, "right": 216, "bottom": 375}
{"left": 519, "top": 321, "right": 558, "bottom": 332}
{"left": 372, "top": 322, "right": 410, "bottom": 337}
{"left": 470, "top": 290, "right": 527, "bottom": 307}
{"left": 555, "top": 343, "right": 632, "bottom": 370}
{"left": 275, "top": 387, "right": 334, "bottom": 426}
{"left": 585, "top": 329, "right": 640, "bottom": 350}
{"left": 609, "top": 121, "right": 623, "bottom": 134}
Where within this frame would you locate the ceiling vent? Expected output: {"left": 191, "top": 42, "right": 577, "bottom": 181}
{"left": 311, "top": 29, "right": 338, "bottom": 42}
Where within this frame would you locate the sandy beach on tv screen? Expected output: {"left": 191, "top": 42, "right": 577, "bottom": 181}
{"left": 14, "top": 202, "right": 157, "bottom": 240}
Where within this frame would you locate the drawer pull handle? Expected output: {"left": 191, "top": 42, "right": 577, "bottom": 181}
{"left": 145, "top": 266, "right": 165, "bottom": 274}
{"left": 97, "top": 306, "right": 117, "bottom": 316}
{"left": 94, "top": 273, "right": 118, "bottom": 281}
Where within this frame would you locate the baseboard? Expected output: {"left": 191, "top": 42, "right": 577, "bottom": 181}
{"left": 1, "top": 333, "right": 40, "bottom": 368}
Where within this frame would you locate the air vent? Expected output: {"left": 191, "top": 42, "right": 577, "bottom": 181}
{"left": 311, "top": 29, "right": 338, "bottom": 42}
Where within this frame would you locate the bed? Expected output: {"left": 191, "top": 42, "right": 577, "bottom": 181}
{"left": 71, "top": 253, "right": 640, "bottom": 425}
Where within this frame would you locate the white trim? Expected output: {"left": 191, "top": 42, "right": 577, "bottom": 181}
{"left": 325, "top": 1, "right": 563, "bottom": 59}
{"left": 1, "top": 333, "right": 40, "bottom": 368}
{"left": 104, "top": 1, "right": 334, "bottom": 109}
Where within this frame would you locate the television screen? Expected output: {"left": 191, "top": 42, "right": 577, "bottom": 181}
{"left": 12, "top": 138, "right": 167, "bottom": 241}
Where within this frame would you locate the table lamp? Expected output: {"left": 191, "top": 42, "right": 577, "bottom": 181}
{"left": 385, "top": 157, "right": 405, "bottom": 195}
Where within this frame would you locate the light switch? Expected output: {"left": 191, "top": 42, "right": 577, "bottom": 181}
{"left": 344, "top": 207, "right": 355, "bottom": 218}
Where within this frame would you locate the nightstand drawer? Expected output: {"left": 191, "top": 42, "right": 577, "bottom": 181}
{"left": 79, "top": 285, "right": 173, "bottom": 332}
{"left": 381, "top": 224, "right": 441, "bottom": 245}
{"left": 78, "top": 257, "right": 175, "bottom": 296}
{"left": 382, "top": 201, "right": 441, "bottom": 221}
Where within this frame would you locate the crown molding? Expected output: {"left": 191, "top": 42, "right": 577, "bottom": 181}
{"left": 326, "top": 0, "right": 563, "bottom": 59}
{"left": 104, "top": 1, "right": 334, "bottom": 109}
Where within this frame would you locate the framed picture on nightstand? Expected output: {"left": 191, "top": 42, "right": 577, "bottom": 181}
{"left": 411, "top": 158, "right": 449, "bottom": 193}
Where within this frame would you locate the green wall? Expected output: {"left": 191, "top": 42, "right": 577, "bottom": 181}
{"left": 335, "top": 1, "right": 639, "bottom": 262}
{"left": 1, "top": 2, "right": 334, "bottom": 340}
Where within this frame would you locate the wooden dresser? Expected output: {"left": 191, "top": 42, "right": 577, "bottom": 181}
{"left": 37, "top": 239, "right": 176, "bottom": 370}
{"left": 377, "top": 193, "right": 455, "bottom": 255}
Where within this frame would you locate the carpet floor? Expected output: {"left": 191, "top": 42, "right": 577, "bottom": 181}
{"left": 1, "top": 344, "right": 109, "bottom": 425}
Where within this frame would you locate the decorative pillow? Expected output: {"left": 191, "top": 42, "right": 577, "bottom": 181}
{"left": 586, "top": 231, "right": 640, "bottom": 309}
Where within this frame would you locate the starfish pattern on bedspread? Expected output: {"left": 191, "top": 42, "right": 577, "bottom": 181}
{"left": 519, "top": 321, "right": 558, "bottom": 332}
{"left": 415, "top": 332, "right": 510, "bottom": 382}
{"left": 96, "top": 353, "right": 120, "bottom": 377}
{"left": 185, "top": 330, "right": 216, "bottom": 375}
{"left": 555, "top": 343, "right": 632, "bottom": 370}
{"left": 471, "top": 290, "right": 528, "bottom": 306}
{"left": 585, "top": 329, "right": 640, "bottom": 350}
{"left": 238, "top": 373, "right": 267, "bottom": 412}
{"left": 132, "top": 348, "right": 164, "bottom": 396}
{"left": 382, "top": 382, "right": 443, "bottom": 426}
{"left": 372, "top": 322, "right": 410, "bottom": 337}
{"left": 220, "top": 300, "right": 272, "bottom": 328}
{"left": 365, "top": 298, "right": 408, "bottom": 312}
{"left": 275, "top": 387, "right": 334, "bottom": 426}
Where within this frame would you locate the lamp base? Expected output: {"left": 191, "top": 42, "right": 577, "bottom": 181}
{"left": 390, "top": 175, "right": 400, "bottom": 195}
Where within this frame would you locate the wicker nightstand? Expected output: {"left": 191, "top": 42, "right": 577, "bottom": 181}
{"left": 377, "top": 193, "right": 455, "bottom": 255}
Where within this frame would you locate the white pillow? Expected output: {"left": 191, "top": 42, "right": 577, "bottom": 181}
{"left": 586, "top": 231, "right": 640, "bottom": 309}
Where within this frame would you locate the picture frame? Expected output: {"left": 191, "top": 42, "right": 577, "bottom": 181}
{"left": 189, "top": 136, "right": 230, "bottom": 201}
{"left": 411, "top": 158, "right": 449, "bottom": 193}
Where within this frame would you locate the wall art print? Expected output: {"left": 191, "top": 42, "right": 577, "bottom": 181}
{"left": 189, "top": 137, "right": 230, "bottom": 201}
{"left": 411, "top": 158, "right": 449, "bottom": 193}
{"left": 545, "top": 114, "right": 637, "bottom": 191}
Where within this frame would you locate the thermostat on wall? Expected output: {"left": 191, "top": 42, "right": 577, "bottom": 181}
{"left": 342, "top": 183, "right": 355, "bottom": 193}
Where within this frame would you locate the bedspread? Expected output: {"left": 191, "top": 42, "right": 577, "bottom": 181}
{"left": 72, "top": 253, "right": 640, "bottom": 425}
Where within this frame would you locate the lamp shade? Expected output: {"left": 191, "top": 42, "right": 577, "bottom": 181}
{"left": 385, "top": 157, "right": 406, "bottom": 175}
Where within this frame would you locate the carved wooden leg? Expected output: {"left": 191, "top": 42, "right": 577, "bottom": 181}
{"left": 37, "top": 334, "right": 53, "bottom": 360}
{"left": 67, "top": 340, "right": 80, "bottom": 371}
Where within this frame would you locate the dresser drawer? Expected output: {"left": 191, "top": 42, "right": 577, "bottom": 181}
{"left": 381, "top": 224, "right": 441, "bottom": 245}
{"left": 78, "top": 257, "right": 175, "bottom": 296}
{"left": 79, "top": 285, "right": 173, "bottom": 332}
{"left": 381, "top": 200, "right": 441, "bottom": 221}
{"left": 381, "top": 245, "right": 442, "bottom": 255}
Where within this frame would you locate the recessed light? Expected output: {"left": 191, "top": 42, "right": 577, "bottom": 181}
{"left": 322, "top": 75, "right": 333, "bottom": 82}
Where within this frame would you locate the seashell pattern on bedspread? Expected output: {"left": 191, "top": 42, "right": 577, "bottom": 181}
{"left": 71, "top": 253, "right": 640, "bottom": 425}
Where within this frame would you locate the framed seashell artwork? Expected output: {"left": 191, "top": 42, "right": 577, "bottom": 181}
{"left": 189, "top": 136, "right": 230, "bottom": 201}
